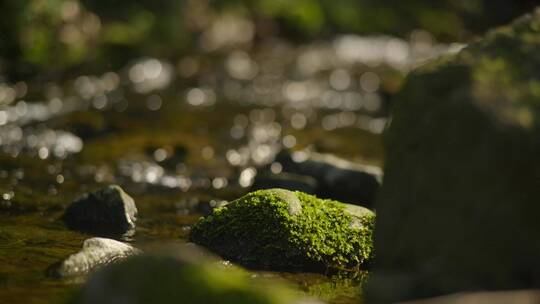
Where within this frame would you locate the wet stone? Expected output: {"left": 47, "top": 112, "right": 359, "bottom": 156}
{"left": 275, "top": 151, "right": 382, "bottom": 208}
{"left": 251, "top": 172, "right": 318, "bottom": 195}
{"left": 62, "top": 185, "right": 138, "bottom": 236}
{"left": 49, "top": 237, "right": 140, "bottom": 279}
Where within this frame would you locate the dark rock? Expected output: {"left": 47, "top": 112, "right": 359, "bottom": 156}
{"left": 190, "top": 189, "right": 374, "bottom": 273}
{"left": 49, "top": 237, "right": 140, "bottom": 278}
{"left": 62, "top": 185, "right": 138, "bottom": 236}
{"left": 251, "top": 172, "right": 318, "bottom": 194}
{"left": 401, "top": 290, "right": 540, "bottom": 304}
{"left": 69, "top": 244, "right": 321, "bottom": 304}
{"left": 50, "top": 111, "right": 110, "bottom": 140}
{"left": 366, "top": 9, "right": 540, "bottom": 303}
{"left": 276, "top": 151, "right": 382, "bottom": 207}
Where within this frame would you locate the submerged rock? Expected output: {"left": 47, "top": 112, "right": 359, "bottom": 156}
{"left": 400, "top": 290, "right": 540, "bottom": 304}
{"left": 49, "top": 237, "right": 140, "bottom": 278}
{"left": 251, "top": 172, "right": 318, "bottom": 195}
{"left": 69, "top": 245, "right": 320, "bottom": 304}
{"left": 190, "top": 189, "right": 374, "bottom": 273}
{"left": 367, "top": 9, "right": 540, "bottom": 303}
{"left": 62, "top": 185, "right": 138, "bottom": 236}
{"left": 275, "top": 151, "right": 382, "bottom": 208}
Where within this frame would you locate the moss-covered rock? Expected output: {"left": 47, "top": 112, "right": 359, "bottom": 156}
{"left": 366, "top": 9, "right": 540, "bottom": 303}
{"left": 69, "top": 247, "right": 317, "bottom": 304}
{"left": 190, "top": 188, "right": 374, "bottom": 273}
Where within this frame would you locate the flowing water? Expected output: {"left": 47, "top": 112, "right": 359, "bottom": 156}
{"left": 0, "top": 33, "right": 456, "bottom": 303}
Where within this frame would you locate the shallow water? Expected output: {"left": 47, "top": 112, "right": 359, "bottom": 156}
{"left": 0, "top": 33, "right": 455, "bottom": 303}
{"left": 0, "top": 102, "right": 376, "bottom": 303}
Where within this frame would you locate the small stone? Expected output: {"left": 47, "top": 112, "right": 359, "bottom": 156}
{"left": 62, "top": 185, "right": 138, "bottom": 236}
{"left": 49, "top": 237, "right": 140, "bottom": 278}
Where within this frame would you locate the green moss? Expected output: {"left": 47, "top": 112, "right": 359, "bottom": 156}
{"left": 190, "top": 189, "right": 374, "bottom": 273}
{"left": 69, "top": 255, "right": 301, "bottom": 304}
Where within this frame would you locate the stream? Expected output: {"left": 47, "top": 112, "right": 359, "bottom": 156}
{"left": 0, "top": 33, "right": 453, "bottom": 303}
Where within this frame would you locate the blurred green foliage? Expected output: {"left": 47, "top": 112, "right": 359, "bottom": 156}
{"left": 0, "top": 0, "right": 535, "bottom": 80}
{"left": 213, "top": 0, "right": 535, "bottom": 39}
{"left": 0, "top": 0, "right": 192, "bottom": 79}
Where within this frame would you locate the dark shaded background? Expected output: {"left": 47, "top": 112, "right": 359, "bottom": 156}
{"left": 0, "top": 0, "right": 536, "bottom": 81}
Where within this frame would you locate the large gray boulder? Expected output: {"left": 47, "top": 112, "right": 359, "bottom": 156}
{"left": 366, "top": 9, "right": 540, "bottom": 303}
{"left": 62, "top": 185, "right": 138, "bottom": 236}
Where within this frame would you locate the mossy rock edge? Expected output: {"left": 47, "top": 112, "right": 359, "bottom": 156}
{"left": 189, "top": 188, "right": 374, "bottom": 274}
{"left": 69, "top": 252, "right": 306, "bottom": 304}
{"left": 366, "top": 8, "right": 540, "bottom": 303}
